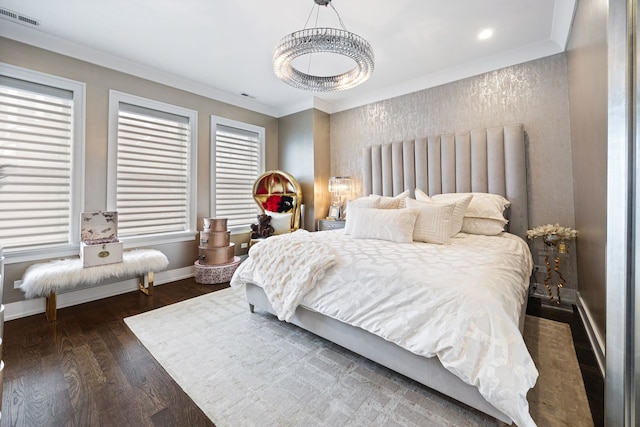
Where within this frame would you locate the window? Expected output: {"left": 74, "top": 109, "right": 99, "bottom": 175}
{"left": 210, "top": 116, "right": 264, "bottom": 233}
{"left": 0, "top": 63, "right": 85, "bottom": 262}
{"left": 108, "top": 91, "right": 197, "bottom": 245}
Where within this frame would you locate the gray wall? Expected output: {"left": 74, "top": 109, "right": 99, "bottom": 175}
{"left": 330, "top": 54, "right": 578, "bottom": 295}
{"left": 0, "top": 37, "right": 279, "bottom": 304}
{"left": 566, "top": 0, "right": 608, "bottom": 341}
{"left": 278, "top": 109, "right": 331, "bottom": 231}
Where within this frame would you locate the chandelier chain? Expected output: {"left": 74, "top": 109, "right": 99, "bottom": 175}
{"left": 329, "top": 2, "right": 348, "bottom": 31}
{"left": 303, "top": 2, "right": 316, "bottom": 29}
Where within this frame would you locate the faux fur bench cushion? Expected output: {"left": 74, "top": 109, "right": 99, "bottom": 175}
{"left": 20, "top": 249, "right": 169, "bottom": 298}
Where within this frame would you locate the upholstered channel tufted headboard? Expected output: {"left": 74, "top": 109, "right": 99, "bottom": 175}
{"left": 362, "top": 124, "right": 528, "bottom": 238}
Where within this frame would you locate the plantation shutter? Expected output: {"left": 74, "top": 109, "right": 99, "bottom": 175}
{"left": 214, "top": 124, "right": 261, "bottom": 228}
{"left": 0, "top": 76, "right": 74, "bottom": 250}
{"left": 116, "top": 103, "right": 190, "bottom": 237}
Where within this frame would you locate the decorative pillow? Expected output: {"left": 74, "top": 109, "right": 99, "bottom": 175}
{"left": 266, "top": 211, "right": 292, "bottom": 235}
{"left": 413, "top": 190, "right": 471, "bottom": 236}
{"left": 349, "top": 208, "right": 419, "bottom": 243}
{"left": 372, "top": 190, "right": 410, "bottom": 209}
{"left": 344, "top": 197, "right": 381, "bottom": 235}
{"left": 405, "top": 198, "right": 456, "bottom": 244}
{"left": 432, "top": 192, "right": 510, "bottom": 221}
{"left": 414, "top": 188, "right": 431, "bottom": 202}
{"left": 461, "top": 217, "right": 507, "bottom": 236}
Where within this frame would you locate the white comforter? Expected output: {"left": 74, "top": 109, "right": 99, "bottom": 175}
{"left": 231, "top": 230, "right": 538, "bottom": 427}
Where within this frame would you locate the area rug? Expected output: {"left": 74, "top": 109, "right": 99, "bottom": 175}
{"left": 124, "top": 286, "right": 593, "bottom": 426}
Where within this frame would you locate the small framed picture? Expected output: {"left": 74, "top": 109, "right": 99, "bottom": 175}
{"left": 327, "top": 205, "right": 340, "bottom": 220}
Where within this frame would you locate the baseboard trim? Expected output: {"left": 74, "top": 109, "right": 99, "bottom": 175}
{"left": 576, "top": 292, "right": 606, "bottom": 378}
{"left": 5, "top": 266, "right": 195, "bottom": 321}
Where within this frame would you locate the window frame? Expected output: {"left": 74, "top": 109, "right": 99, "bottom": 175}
{"left": 0, "top": 62, "right": 86, "bottom": 264}
{"left": 108, "top": 90, "right": 198, "bottom": 246}
{"left": 210, "top": 115, "right": 265, "bottom": 235}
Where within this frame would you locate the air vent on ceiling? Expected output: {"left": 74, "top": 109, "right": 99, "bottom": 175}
{"left": 0, "top": 7, "right": 40, "bottom": 27}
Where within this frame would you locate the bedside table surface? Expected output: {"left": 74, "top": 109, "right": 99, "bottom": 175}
{"left": 317, "top": 219, "right": 346, "bottom": 231}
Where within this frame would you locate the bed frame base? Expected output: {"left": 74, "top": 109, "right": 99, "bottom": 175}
{"left": 245, "top": 283, "right": 514, "bottom": 425}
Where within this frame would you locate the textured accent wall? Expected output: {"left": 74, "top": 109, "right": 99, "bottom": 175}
{"left": 330, "top": 53, "right": 578, "bottom": 297}
{"left": 331, "top": 54, "right": 574, "bottom": 230}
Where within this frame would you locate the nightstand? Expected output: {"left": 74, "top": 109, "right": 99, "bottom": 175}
{"left": 317, "top": 219, "right": 346, "bottom": 231}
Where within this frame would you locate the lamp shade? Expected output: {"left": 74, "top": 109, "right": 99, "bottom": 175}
{"left": 328, "top": 176, "right": 352, "bottom": 194}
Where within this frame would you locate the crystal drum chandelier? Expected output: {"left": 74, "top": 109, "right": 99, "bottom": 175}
{"left": 273, "top": 0, "right": 374, "bottom": 92}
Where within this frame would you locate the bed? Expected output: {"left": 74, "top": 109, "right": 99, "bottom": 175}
{"left": 230, "top": 124, "right": 537, "bottom": 426}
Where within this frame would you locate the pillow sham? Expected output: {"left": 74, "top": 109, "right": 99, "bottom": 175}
{"left": 344, "top": 197, "right": 381, "bottom": 235}
{"left": 372, "top": 190, "right": 410, "bottom": 209}
{"left": 349, "top": 207, "right": 419, "bottom": 243}
{"left": 265, "top": 211, "right": 292, "bottom": 235}
{"left": 461, "top": 217, "right": 507, "bottom": 236}
{"left": 405, "top": 198, "right": 456, "bottom": 244}
{"left": 432, "top": 192, "right": 510, "bottom": 221}
{"left": 414, "top": 188, "right": 431, "bottom": 202}
{"left": 412, "top": 190, "right": 471, "bottom": 236}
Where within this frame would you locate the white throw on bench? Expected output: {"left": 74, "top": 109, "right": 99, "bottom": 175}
{"left": 20, "top": 249, "right": 169, "bottom": 321}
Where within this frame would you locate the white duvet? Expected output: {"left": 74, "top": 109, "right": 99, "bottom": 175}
{"left": 231, "top": 230, "right": 538, "bottom": 427}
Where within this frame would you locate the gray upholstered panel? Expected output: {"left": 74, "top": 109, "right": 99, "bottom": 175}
{"left": 371, "top": 145, "right": 382, "bottom": 196}
{"left": 362, "top": 124, "right": 528, "bottom": 238}
{"left": 441, "top": 134, "right": 456, "bottom": 194}
{"left": 392, "top": 142, "right": 404, "bottom": 196}
{"left": 415, "top": 138, "right": 428, "bottom": 195}
{"left": 362, "top": 147, "right": 373, "bottom": 196}
{"left": 470, "top": 129, "right": 488, "bottom": 192}
{"left": 381, "top": 143, "right": 393, "bottom": 196}
{"left": 402, "top": 141, "right": 416, "bottom": 198}
{"left": 427, "top": 136, "right": 441, "bottom": 195}
{"left": 487, "top": 127, "right": 506, "bottom": 196}
{"left": 455, "top": 132, "right": 471, "bottom": 192}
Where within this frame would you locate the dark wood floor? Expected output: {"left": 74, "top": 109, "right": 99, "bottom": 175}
{"left": 1, "top": 278, "right": 224, "bottom": 427}
{"left": 1, "top": 280, "right": 604, "bottom": 426}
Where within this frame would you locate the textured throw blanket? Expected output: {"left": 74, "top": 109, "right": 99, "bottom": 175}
{"left": 231, "top": 230, "right": 336, "bottom": 321}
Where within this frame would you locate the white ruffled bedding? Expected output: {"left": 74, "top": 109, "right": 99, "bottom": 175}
{"left": 231, "top": 230, "right": 538, "bottom": 427}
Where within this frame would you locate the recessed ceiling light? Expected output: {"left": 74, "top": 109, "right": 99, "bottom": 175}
{"left": 478, "top": 28, "right": 493, "bottom": 40}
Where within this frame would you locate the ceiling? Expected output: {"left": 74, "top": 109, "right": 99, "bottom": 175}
{"left": 0, "top": 0, "right": 576, "bottom": 117}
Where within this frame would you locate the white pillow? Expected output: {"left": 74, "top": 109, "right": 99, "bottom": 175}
{"left": 372, "top": 190, "right": 410, "bottom": 209}
{"left": 266, "top": 211, "right": 292, "bottom": 235}
{"left": 432, "top": 192, "right": 510, "bottom": 221}
{"left": 461, "top": 217, "right": 507, "bottom": 235}
{"left": 349, "top": 208, "right": 419, "bottom": 243}
{"left": 413, "top": 190, "right": 471, "bottom": 236}
{"left": 415, "top": 188, "right": 431, "bottom": 202}
{"left": 344, "top": 197, "right": 381, "bottom": 235}
{"left": 405, "top": 198, "right": 456, "bottom": 244}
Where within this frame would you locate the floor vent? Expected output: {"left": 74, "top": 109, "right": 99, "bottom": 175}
{"left": 0, "top": 7, "right": 40, "bottom": 27}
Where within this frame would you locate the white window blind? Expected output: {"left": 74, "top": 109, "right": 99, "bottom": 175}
{"left": 115, "top": 102, "right": 191, "bottom": 237}
{"left": 0, "top": 75, "right": 75, "bottom": 250}
{"left": 213, "top": 122, "right": 263, "bottom": 229}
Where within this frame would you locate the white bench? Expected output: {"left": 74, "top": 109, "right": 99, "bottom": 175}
{"left": 20, "top": 249, "right": 169, "bottom": 321}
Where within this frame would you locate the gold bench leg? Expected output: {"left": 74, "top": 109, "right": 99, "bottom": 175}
{"left": 46, "top": 293, "right": 57, "bottom": 322}
{"left": 138, "top": 272, "right": 154, "bottom": 296}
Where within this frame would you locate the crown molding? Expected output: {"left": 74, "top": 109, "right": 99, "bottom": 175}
{"left": 0, "top": 21, "right": 281, "bottom": 118}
